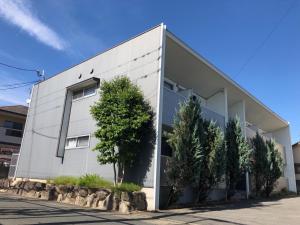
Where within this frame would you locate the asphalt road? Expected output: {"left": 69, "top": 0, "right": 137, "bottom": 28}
{"left": 0, "top": 193, "right": 164, "bottom": 225}
{"left": 1, "top": 192, "right": 300, "bottom": 225}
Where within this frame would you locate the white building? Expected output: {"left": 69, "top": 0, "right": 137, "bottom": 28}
{"left": 15, "top": 24, "right": 297, "bottom": 210}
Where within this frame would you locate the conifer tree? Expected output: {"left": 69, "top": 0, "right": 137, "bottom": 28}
{"left": 251, "top": 132, "right": 268, "bottom": 195}
{"left": 196, "top": 121, "right": 226, "bottom": 201}
{"left": 165, "top": 96, "right": 204, "bottom": 205}
{"left": 252, "top": 133, "right": 283, "bottom": 197}
{"left": 225, "top": 118, "right": 252, "bottom": 196}
{"left": 166, "top": 96, "right": 226, "bottom": 204}
{"left": 206, "top": 122, "right": 226, "bottom": 189}
{"left": 264, "top": 140, "right": 283, "bottom": 197}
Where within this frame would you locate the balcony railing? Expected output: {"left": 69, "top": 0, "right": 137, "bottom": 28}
{"left": 162, "top": 87, "right": 225, "bottom": 128}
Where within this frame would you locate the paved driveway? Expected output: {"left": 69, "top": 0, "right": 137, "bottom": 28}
{"left": 1, "top": 193, "right": 300, "bottom": 225}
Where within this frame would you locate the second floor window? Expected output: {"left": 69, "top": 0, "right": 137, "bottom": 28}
{"left": 3, "top": 120, "right": 23, "bottom": 138}
{"left": 65, "top": 135, "right": 90, "bottom": 149}
{"left": 72, "top": 85, "right": 97, "bottom": 101}
{"left": 295, "top": 164, "right": 300, "bottom": 174}
{"left": 3, "top": 121, "right": 23, "bottom": 130}
{"left": 5, "top": 129, "right": 22, "bottom": 138}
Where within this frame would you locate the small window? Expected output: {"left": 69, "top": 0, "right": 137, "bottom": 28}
{"left": 3, "top": 121, "right": 23, "bottom": 130}
{"left": 77, "top": 136, "right": 89, "bottom": 147}
{"left": 73, "top": 90, "right": 84, "bottom": 100}
{"left": 84, "top": 85, "right": 96, "bottom": 97}
{"left": 5, "top": 129, "right": 22, "bottom": 137}
{"left": 164, "top": 81, "right": 174, "bottom": 91}
{"left": 295, "top": 164, "right": 300, "bottom": 174}
{"left": 72, "top": 85, "right": 96, "bottom": 100}
{"left": 65, "top": 138, "right": 77, "bottom": 148}
{"left": 65, "top": 135, "right": 89, "bottom": 149}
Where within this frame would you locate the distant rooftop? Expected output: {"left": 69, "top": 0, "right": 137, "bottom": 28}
{"left": 0, "top": 105, "right": 28, "bottom": 116}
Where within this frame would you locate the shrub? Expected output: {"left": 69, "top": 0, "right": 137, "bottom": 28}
{"left": 77, "top": 174, "right": 113, "bottom": 188}
{"left": 113, "top": 182, "right": 142, "bottom": 192}
{"left": 53, "top": 176, "right": 78, "bottom": 185}
{"left": 50, "top": 174, "right": 141, "bottom": 193}
{"left": 46, "top": 178, "right": 53, "bottom": 184}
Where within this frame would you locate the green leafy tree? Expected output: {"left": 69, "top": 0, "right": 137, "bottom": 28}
{"left": 225, "top": 118, "right": 252, "bottom": 196}
{"left": 90, "top": 76, "right": 153, "bottom": 186}
{"left": 165, "top": 96, "right": 204, "bottom": 205}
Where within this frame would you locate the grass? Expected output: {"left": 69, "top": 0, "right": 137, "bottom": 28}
{"left": 114, "top": 182, "right": 142, "bottom": 192}
{"left": 77, "top": 174, "right": 113, "bottom": 188}
{"left": 49, "top": 174, "right": 141, "bottom": 192}
{"left": 52, "top": 176, "right": 78, "bottom": 185}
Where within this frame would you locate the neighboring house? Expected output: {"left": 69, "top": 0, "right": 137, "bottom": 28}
{"left": 0, "top": 105, "right": 27, "bottom": 178}
{"left": 292, "top": 142, "right": 300, "bottom": 192}
{"left": 15, "top": 24, "right": 297, "bottom": 210}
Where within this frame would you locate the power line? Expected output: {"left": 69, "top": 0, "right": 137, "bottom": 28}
{"left": 235, "top": 0, "right": 297, "bottom": 77}
{"left": 0, "top": 62, "right": 45, "bottom": 80}
{"left": 0, "top": 62, "right": 38, "bottom": 72}
{"left": 0, "top": 81, "right": 37, "bottom": 91}
{"left": 0, "top": 80, "right": 39, "bottom": 87}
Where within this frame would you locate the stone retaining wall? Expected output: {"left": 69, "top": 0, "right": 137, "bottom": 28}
{"left": 0, "top": 179, "right": 147, "bottom": 214}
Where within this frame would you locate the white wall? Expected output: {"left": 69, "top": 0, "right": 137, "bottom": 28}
{"left": 228, "top": 100, "right": 246, "bottom": 135}
{"left": 206, "top": 89, "right": 227, "bottom": 121}
{"left": 272, "top": 126, "right": 297, "bottom": 192}
{"left": 15, "top": 24, "right": 164, "bottom": 210}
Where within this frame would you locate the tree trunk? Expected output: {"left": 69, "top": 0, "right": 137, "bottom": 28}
{"left": 113, "top": 162, "right": 117, "bottom": 187}
{"left": 117, "top": 161, "right": 125, "bottom": 184}
{"left": 167, "top": 187, "right": 175, "bottom": 207}
{"left": 120, "top": 164, "right": 125, "bottom": 184}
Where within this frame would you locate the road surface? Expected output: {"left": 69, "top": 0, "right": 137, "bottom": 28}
{"left": 1, "top": 193, "right": 300, "bottom": 225}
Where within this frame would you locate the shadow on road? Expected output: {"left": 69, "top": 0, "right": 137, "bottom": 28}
{"left": 0, "top": 194, "right": 298, "bottom": 225}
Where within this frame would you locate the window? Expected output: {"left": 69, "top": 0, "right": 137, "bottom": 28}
{"left": 73, "top": 90, "right": 84, "bottom": 100}
{"left": 3, "top": 121, "right": 23, "bottom": 138}
{"left": 295, "top": 164, "right": 300, "bottom": 174}
{"left": 3, "top": 121, "right": 23, "bottom": 130}
{"left": 65, "top": 138, "right": 77, "bottom": 149}
{"left": 77, "top": 136, "right": 89, "bottom": 147}
{"left": 65, "top": 135, "right": 90, "bottom": 149}
{"left": 72, "top": 85, "right": 97, "bottom": 100}
{"left": 5, "top": 129, "right": 22, "bottom": 137}
{"left": 84, "top": 85, "right": 96, "bottom": 97}
{"left": 164, "top": 80, "right": 174, "bottom": 91}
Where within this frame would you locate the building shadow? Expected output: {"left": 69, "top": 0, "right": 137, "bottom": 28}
{"left": 1, "top": 194, "right": 298, "bottom": 225}
{"left": 123, "top": 110, "right": 156, "bottom": 187}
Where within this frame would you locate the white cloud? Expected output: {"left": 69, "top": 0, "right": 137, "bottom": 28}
{"left": 0, "top": 0, "right": 66, "bottom": 50}
{"left": 0, "top": 93, "right": 27, "bottom": 105}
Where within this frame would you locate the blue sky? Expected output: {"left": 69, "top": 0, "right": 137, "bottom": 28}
{"left": 0, "top": 0, "right": 299, "bottom": 142}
